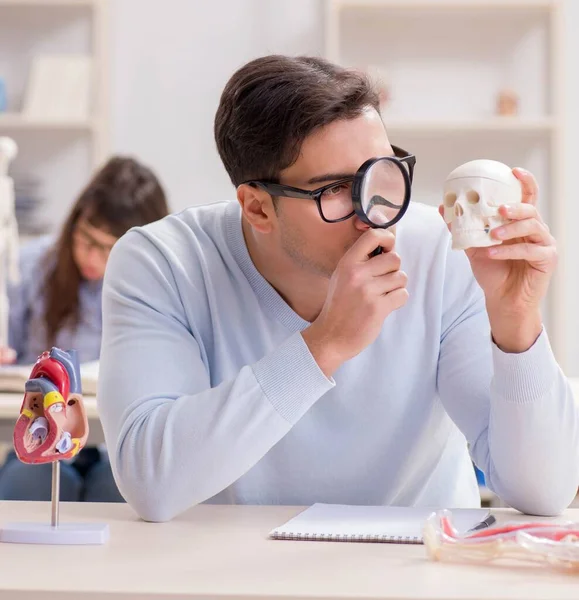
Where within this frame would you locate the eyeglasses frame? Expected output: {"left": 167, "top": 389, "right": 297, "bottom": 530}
{"left": 242, "top": 145, "right": 416, "bottom": 228}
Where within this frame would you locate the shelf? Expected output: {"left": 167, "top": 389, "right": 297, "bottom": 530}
{"left": 0, "top": 113, "right": 95, "bottom": 131}
{"left": 334, "top": 0, "right": 556, "bottom": 10}
{"left": 0, "top": 0, "right": 97, "bottom": 6}
{"left": 383, "top": 117, "right": 556, "bottom": 134}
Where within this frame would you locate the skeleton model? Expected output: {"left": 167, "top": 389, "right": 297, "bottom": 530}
{"left": 0, "top": 136, "right": 19, "bottom": 348}
{"left": 443, "top": 159, "right": 523, "bottom": 251}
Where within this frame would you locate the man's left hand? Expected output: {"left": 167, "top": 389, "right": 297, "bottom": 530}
{"left": 439, "top": 168, "right": 557, "bottom": 353}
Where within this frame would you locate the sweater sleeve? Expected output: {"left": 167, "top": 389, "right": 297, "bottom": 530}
{"left": 436, "top": 246, "right": 579, "bottom": 516}
{"left": 97, "top": 230, "right": 334, "bottom": 522}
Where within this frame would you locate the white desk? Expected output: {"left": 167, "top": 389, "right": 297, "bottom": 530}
{"left": 0, "top": 503, "right": 577, "bottom": 600}
{"left": 0, "top": 393, "right": 103, "bottom": 446}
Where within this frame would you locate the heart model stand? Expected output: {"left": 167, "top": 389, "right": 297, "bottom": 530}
{"left": 0, "top": 347, "right": 109, "bottom": 544}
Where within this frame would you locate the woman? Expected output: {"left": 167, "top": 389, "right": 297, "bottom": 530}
{"left": 0, "top": 155, "right": 169, "bottom": 501}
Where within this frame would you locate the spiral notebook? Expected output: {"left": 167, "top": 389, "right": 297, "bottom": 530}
{"left": 269, "top": 503, "right": 493, "bottom": 544}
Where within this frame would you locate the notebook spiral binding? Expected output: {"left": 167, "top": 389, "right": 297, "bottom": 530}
{"left": 270, "top": 531, "right": 422, "bottom": 544}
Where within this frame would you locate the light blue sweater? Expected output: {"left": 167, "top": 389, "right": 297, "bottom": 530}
{"left": 98, "top": 200, "right": 579, "bottom": 522}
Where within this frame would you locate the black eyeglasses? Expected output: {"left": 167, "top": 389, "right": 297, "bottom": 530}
{"left": 243, "top": 145, "right": 416, "bottom": 224}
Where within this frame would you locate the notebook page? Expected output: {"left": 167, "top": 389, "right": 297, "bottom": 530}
{"left": 270, "top": 503, "right": 490, "bottom": 539}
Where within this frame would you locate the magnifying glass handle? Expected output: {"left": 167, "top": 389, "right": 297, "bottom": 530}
{"left": 370, "top": 246, "right": 383, "bottom": 257}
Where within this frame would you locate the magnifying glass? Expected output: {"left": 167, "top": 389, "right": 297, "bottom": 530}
{"left": 351, "top": 156, "right": 412, "bottom": 256}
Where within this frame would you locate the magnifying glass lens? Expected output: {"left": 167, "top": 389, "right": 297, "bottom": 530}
{"left": 360, "top": 158, "right": 406, "bottom": 227}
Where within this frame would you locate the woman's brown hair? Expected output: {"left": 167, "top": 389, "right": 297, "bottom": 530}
{"left": 42, "top": 155, "right": 169, "bottom": 345}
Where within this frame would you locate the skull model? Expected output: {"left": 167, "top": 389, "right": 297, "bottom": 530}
{"left": 443, "top": 159, "right": 522, "bottom": 251}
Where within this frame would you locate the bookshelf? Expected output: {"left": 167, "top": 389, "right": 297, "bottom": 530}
{"left": 0, "top": 0, "right": 108, "bottom": 233}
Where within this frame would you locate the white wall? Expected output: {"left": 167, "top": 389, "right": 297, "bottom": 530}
{"left": 109, "top": 0, "right": 579, "bottom": 373}
{"left": 560, "top": 0, "right": 579, "bottom": 373}
{"left": 110, "top": 0, "right": 324, "bottom": 212}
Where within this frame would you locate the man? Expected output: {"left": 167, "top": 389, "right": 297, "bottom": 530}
{"left": 98, "top": 55, "right": 579, "bottom": 522}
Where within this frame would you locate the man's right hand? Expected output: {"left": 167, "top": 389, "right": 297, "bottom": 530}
{"left": 0, "top": 346, "right": 17, "bottom": 365}
{"left": 302, "top": 228, "right": 409, "bottom": 378}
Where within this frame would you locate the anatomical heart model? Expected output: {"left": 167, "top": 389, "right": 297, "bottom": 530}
{"left": 0, "top": 348, "right": 109, "bottom": 545}
{"left": 14, "top": 347, "right": 88, "bottom": 464}
{"left": 0, "top": 136, "right": 20, "bottom": 349}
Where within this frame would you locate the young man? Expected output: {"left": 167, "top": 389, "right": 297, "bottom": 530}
{"left": 98, "top": 55, "right": 579, "bottom": 522}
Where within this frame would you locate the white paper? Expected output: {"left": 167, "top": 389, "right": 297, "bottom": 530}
{"left": 270, "top": 503, "right": 491, "bottom": 540}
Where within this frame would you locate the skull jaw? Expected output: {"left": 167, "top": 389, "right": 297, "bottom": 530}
{"left": 451, "top": 223, "right": 502, "bottom": 251}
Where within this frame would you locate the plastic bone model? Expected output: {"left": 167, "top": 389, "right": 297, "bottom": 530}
{"left": 14, "top": 348, "right": 89, "bottom": 464}
{"left": 424, "top": 510, "right": 579, "bottom": 572}
{"left": 0, "top": 136, "right": 20, "bottom": 348}
{"left": 443, "top": 159, "right": 522, "bottom": 251}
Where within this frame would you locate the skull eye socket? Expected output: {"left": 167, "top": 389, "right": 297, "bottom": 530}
{"left": 466, "top": 190, "right": 480, "bottom": 205}
{"left": 444, "top": 192, "right": 457, "bottom": 208}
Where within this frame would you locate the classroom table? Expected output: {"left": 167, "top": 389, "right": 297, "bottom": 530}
{"left": 0, "top": 393, "right": 103, "bottom": 446}
{"left": 0, "top": 502, "right": 577, "bottom": 600}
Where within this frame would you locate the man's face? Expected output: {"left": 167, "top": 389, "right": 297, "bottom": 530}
{"left": 275, "top": 107, "right": 394, "bottom": 278}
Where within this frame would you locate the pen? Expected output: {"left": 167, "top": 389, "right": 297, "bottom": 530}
{"left": 469, "top": 515, "right": 497, "bottom": 532}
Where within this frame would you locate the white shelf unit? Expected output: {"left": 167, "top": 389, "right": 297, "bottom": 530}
{"left": 0, "top": 0, "right": 108, "bottom": 232}
{"left": 0, "top": 0, "right": 95, "bottom": 6}
{"left": 0, "top": 112, "right": 96, "bottom": 130}
{"left": 384, "top": 117, "right": 556, "bottom": 133}
{"left": 324, "top": 0, "right": 567, "bottom": 368}
{"left": 330, "top": 0, "right": 556, "bottom": 8}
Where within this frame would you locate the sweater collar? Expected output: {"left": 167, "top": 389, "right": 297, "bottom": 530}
{"left": 224, "top": 202, "right": 309, "bottom": 332}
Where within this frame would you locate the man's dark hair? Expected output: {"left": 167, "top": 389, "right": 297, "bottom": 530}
{"left": 214, "top": 55, "right": 380, "bottom": 187}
